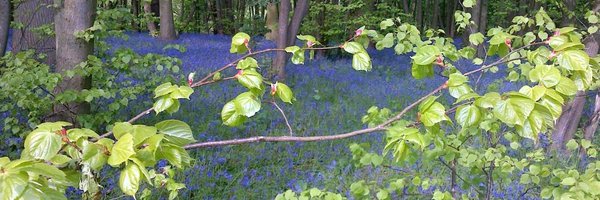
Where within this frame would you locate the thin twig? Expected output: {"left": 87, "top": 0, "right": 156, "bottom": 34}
{"left": 270, "top": 101, "right": 293, "bottom": 136}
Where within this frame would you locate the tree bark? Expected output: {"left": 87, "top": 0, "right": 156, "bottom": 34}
{"left": 432, "top": 0, "right": 440, "bottom": 29}
{"left": 131, "top": 0, "right": 140, "bottom": 31}
{"left": 552, "top": 30, "right": 600, "bottom": 153}
{"left": 561, "top": 0, "right": 576, "bottom": 26}
{"left": 416, "top": 0, "right": 423, "bottom": 30}
{"left": 286, "top": 0, "right": 309, "bottom": 46}
{"left": 265, "top": 3, "right": 278, "bottom": 41}
{"left": 402, "top": 0, "right": 409, "bottom": 13}
{"left": 272, "top": 0, "right": 290, "bottom": 80}
{"left": 159, "top": 0, "right": 178, "bottom": 40}
{"left": 0, "top": 0, "right": 9, "bottom": 57}
{"left": 12, "top": 0, "right": 55, "bottom": 65}
{"left": 143, "top": 0, "right": 158, "bottom": 34}
{"left": 52, "top": 0, "right": 96, "bottom": 124}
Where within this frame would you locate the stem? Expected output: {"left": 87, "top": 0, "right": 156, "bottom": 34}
{"left": 270, "top": 101, "right": 294, "bottom": 136}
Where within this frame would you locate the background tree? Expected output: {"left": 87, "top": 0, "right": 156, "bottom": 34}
{"left": 0, "top": 0, "right": 9, "bottom": 57}
{"left": 272, "top": 0, "right": 310, "bottom": 79}
{"left": 51, "top": 0, "right": 96, "bottom": 123}
{"left": 159, "top": 0, "right": 178, "bottom": 40}
{"left": 11, "top": 0, "right": 56, "bottom": 65}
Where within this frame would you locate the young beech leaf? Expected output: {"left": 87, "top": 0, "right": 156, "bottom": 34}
{"left": 108, "top": 134, "right": 135, "bottom": 167}
{"left": 119, "top": 162, "right": 142, "bottom": 196}
{"left": 24, "top": 129, "right": 63, "bottom": 160}
{"left": 343, "top": 42, "right": 365, "bottom": 54}
{"left": 230, "top": 32, "right": 250, "bottom": 54}
{"left": 221, "top": 100, "right": 247, "bottom": 126}
{"left": 352, "top": 51, "right": 372, "bottom": 71}
{"left": 275, "top": 82, "right": 295, "bottom": 103}
{"left": 155, "top": 120, "right": 196, "bottom": 146}
{"left": 237, "top": 70, "right": 263, "bottom": 90}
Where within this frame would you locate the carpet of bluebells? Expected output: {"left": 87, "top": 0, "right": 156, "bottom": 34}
{"left": 5, "top": 32, "right": 589, "bottom": 199}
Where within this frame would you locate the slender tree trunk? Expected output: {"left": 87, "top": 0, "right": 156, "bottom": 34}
{"left": 432, "top": 0, "right": 439, "bottom": 29}
{"left": 578, "top": 1, "right": 600, "bottom": 160}
{"left": 131, "top": 0, "right": 140, "bottom": 31}
{"left": 479, "top": 0, "right": 488, "bottom": 33}
{"left": 265, "top": 3, "right": 278, "bottom": 41}
{"left": 286, "top": 0, "right": 309, "bottom": 46}
{"left": 12, "top": 0, "right": 55, "bottom": 65}
{"left": 159, "top": 0, "right": 178, "bottom": 40}
{"left": 273, "top": 0, "right": 290, "bottom": 80}
{"left": 0, "top": 0, "right": 9, "bottom": 57}
{"left": 215, "top": 0, "right": 224, "bottom": 34}
{"left": 552, "top": 5, "right": 600, "bottom": 152}
{"left": 416, "top": 0, "right": 423, "bottom": 30}
{"left": 402, "top": 0, "right": 409, "bottom": 13}
{"left": 143, "top": 0, "right": 158, "bottom": 34}
{"left": 52, "top": 0, "right": 96, "bottom": 124}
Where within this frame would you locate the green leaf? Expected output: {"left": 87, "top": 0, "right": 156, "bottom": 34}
{"left": 154, "top": 82, "right": 176, "bottom": 98}
{"left": 555, "top": 77, "right": 577, "bottom": 96}
{"left": 419, "top": 97, "right": 449, "bottom": 127}
{"left": 556, "top": 50, "right": 589, "bottom": 71}
{"left": 566, "top": 139, "right": 579, "bottom": 151}
{"left": 518, "top": 85, "right": 546, "bottom": 101}
{"left": 343, "top": 42, "right": 365, "bottom": 54}
{"left": 169, "top": 86, "right": 194, "bottom": 99}
{"left": 131, "top": 125, "right": 157, "bottom": 146}
{"left": 285, "top": 46, "right": 306, "bottom": 64}
{"left": 112, "top": 122, "right": 133, "bottom": 140}
{"left": 158, "top": 143, "right": 191, "bottom": 168}
{"left": 493, "top": 94, "right": 535, "bottom": 125}
{"left": 36, "top": 121, "right": 72, "bottom": 132}
{"left": 155, "top": 120, "right": 196, "bottom": 146}
{"left": 120, "top": 161, "right": 142, "bottom": 196}
{"left": 153, "top": 96, "right": 175, "bottom": 114}
{"left": 82, "top": 143, "right": 108, "bottom": 171}
{"left": 0, "top": 172, "right": 29, "bottom": 200}
{"left": 516, "top": 103, "right": 553, "bottom": 141}
{"left": 24, "top": 129, "right": 62, "bottom": 160}
{"left": 237, "top": 70, "right": 264, "bottom": 90}
{"left": 230, "top": 32, "right": 250, "bottom": 54}
{"left": 469, "top": 33, "right": 484, "bottom": 45}
{"left": 108, "top": 134, "right": 135, "bottom": 167}
{"left": 380, "top": 19, "right": 394, "bottom": 30}
{"left": 455, "top": 105, "right": 482, "bottom": 127}
{"left": 236, "top": 57, "right": 259, "bottom": 70}
{"left": 221, "top": 100, "right": 247, "bottom": 126}
{"left": 297, "top": 35, "right": 320, "bottom": 45}
{"left": 235, "top": 92, "right": 261, "bottom": 117}
{"left": 411, "top": 63, "right": 434, "bottom": 79}
{"left": 448, "top": 73, "right": 468, "bottom": 87}
{"left": 275, "top": 82, "right": 295, "bottom": 103}
{"left": 67, "top": 128, "right": 99, "bottom": 141}
{"left": 412, "top": 45, "right": 441, "bottom": 65}
{"left": 539, "top": 89, "right": 564, "bottom": 119}
{"left": 375, "top": 33, "right": 394, "bottom": 50}
{"left": 352, "top": 52, "right": 372, "bottom": 71}
{"left": 529, "top": 65, "right": 561, "bottom": 87}
{"left": 463, "top": 0, "right": 474, "bottom": 8}
{"left": 561, "top": 177, "right": 577, "bottom": 186}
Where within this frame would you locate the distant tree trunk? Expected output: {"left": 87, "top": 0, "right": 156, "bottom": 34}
{"left": 416, "top": 0, "right": 423, "bottom": 30}
{"left": 131, "top": 0, "right": 140, "bottom": 31}
{"left": 286, "top": 0, "right": 309, "bottom": 46}
{"left": 402, "top": 0, "right": 409, "bottom": 13}
{"left": 0, "top": 0, "right": 9, "bottom": 57}
{"left": 579, "top": 2, "right": 600, "bottom": 159}
{"left": 479, "top": 0, "right": 488, "bottom": 33}
{"left": 562, "top": 0, "right": 576, "bottom": 26}
{"left": 159, "top": 0, "right": 178, "bottom": 40}
{"left": 446, "top": 0, "right": 457, "bottom": 37}
{"left": 52, "top": 0, "right": 96, "bottom": 124}
{"left": 432, "top": 0, "right": 440, "bottom": 29}
{"left": 553, "top": 1, "right": 600, "bottom": 152}
{"left": 143, "top": 0, "right": 158, "bottom": 34}
{"left": 265, "top": 3, "right": 278, "bottom": 41}
{"left": 467, "top": 0, "right": 486, "bottom": 56}
{"left": 215, "top": 0, "right": 224, "bottom": 34}
{"left": 12, "top": 0, "right": 55, "bottom": 65}
{"left": 273, "top": 0, "right": 290, "bottom": 80}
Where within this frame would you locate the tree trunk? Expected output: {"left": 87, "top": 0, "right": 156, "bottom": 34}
{"left": 131, "top": 0, "right": 140, "bottom": 31}
{"left": 432, "top": 0, "right": 439, "bottom": 29}
{"left": 215, "top": 0, "right": 224, "bottom": 34}
{"left": 159, "top": 0, "right": 178, "bottom": 40}
{"left": 52, "top": 0, "right": 96, "bottom": 124}
{"left": 416, "top": 0, "right": 423, "bottom": 30}
{"left": 561, "top": 0, "right": 576, "bottom": 26}
{"left": 578, "top": 1, "right": 600, "bottom": 159}
{"left": 479, "top": 0, "right": 488, "bottom": 33}
{"left": 0, "top": 0, "right": 9, "bottom": 57}
{"left": 402, "top": 0, "right": 409, "bottom": 13}
{"left": 553, "top": 20, "right": 600, "bottom": 153}
{"left": 265, "top": 3, "right": 278, "bottom": 41}
{"left": 12, "top": 0, "right": 55, "bottom": 65}
{"left": 272, "top": 0, "right": 290, "bottom": 80}
{"left": 143, "top": 0, "right": 158, "bottom": 34}
{"left": 286, "top": 0, "right": 309, "bottom": 46}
